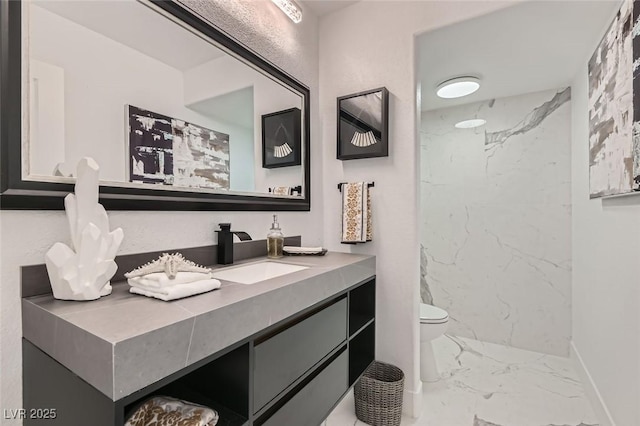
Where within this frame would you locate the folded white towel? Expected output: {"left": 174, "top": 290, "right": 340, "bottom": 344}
{"left": 127, "top": 271, "right": 212, "bottom": 289}
{"left": 283, "top": 246, "right": 324, "bottom": 254}
{"left": 129, "top": 279, "right": 221, "bottom": 301}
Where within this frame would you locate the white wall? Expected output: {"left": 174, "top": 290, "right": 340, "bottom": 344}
{"left": 571, "top": 59, "right": 640, "bottom": 425}
{"left": 226, "top": 122, "right": 255, "bottom": 192}
{"left": 319, "top": 0, "right": 515, "bottom": 417}
{"left": 28, "top": 60, "right": 66, "bottom": 176}
{"left": 421, "top": 88, "right": 573, "bottom": 357}
{"left": 0, "top": 0, "right": 321, "bottom": 422}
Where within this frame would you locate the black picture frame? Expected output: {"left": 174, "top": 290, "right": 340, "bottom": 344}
{"left": 262, "top": 108, "right": 302, "bottom": 169}
{"left": 0, "top": 0, "right": 311, "bottom": 211}
{"left": 337, "top": 87, "right": 389, "bottom": 160}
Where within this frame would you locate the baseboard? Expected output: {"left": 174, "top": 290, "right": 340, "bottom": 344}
{"left": 570, "top": 341, "right": 616, "bottom": 426}
{"left": 402, "top": 381, "right": 423, "bottom": 419}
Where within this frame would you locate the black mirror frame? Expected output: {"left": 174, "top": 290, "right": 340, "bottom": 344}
{"left": 0, "top": 0, "right": 311, "bottom": 211}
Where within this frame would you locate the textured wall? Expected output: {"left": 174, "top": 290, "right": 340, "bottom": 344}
{"left": 421, "top": 88, "right": 572, "bottom": 356}
{"left": 178, "top": 0, "right": 315, "bottom": 86}
{"left": 0, "top": 0, "right": 320, "bottom": 421}
{"left": 319, "top": 0, "right": 515, "bottom": 417}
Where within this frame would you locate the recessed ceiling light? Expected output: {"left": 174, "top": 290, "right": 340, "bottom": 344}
{"left": 436, "top": 76, "right": 480, "bottom": 99}
{"left": 454, "top": 118, "right": 486, "bottom": 129}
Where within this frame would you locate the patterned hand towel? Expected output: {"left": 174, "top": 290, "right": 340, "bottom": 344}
{"left": 125, "top": 396, "right": 219, "bottom": 426}
{"left": 127, "top": 271, "right": 212, "bottom": 289}
{"left": 341, "top": 182, "right": 373, "bottom": 244}
{"left": 129, "top": 279, "right": 221, "bottom": 301}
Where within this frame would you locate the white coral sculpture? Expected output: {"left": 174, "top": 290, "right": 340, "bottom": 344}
{"left": 45, "top": 158, "right": 124, "bottom": 301}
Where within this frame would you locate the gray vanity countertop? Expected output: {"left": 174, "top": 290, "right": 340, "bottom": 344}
{"left": 22, "top": 252, "right": 375, "bottom": 401}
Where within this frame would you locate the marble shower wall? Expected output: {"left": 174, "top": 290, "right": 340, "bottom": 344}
{"left": 420, "top": 88, "right": 572, "bottom": 356}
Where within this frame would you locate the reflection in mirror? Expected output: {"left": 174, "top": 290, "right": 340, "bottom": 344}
{"left": 337, "top": 87, "right": 388, "bottom": 160}
{"left": 26, "top": 0, "right": 305, "bottom": 197}
{"left": 262, "top": 107, "right": 301, "bottom": 169}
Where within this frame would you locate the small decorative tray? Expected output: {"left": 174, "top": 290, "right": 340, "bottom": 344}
{"left": 283, "top": 248, "right": 328, "bottom": 256}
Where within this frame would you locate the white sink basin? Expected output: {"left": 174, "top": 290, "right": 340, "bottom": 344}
{"left": 211, "top": 261, "right": 309, "bottom": 284}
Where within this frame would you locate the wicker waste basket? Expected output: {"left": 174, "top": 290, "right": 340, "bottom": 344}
{"left": 354, "top": 360, "right": 405, "bottom": 426}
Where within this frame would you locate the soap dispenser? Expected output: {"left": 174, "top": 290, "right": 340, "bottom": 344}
{"left": 267, "top": 214, "right": 284, "bottom": 259}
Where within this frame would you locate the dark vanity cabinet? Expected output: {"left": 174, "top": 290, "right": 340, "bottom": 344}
{"left": 23, "top": 278, "right": 376, "bottom": 426}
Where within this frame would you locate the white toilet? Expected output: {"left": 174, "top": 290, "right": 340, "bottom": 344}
{"left": 419, "top": 303, "right": 449, "bottom": 382}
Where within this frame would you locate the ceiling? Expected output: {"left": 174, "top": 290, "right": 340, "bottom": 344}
{"left": 33, "top": 0, "right": 360, "bottom": 70}
{"left": 33, "top": 0, "right": 225, "bottom": 72}
{"left": 301, "top": 0, "right": 360, "bottom": 17}
{"left": 35, "top": 0, "right": 619, "bottom": 113}
{"left": 418, "top": 1, "right": 621, "bottom": 111}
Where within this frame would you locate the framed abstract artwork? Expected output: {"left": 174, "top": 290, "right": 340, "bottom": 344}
{"left": 588, "top": 0, "right": 640, "bottom": 197}
{"left": 262, "top": 107, "right": 302, "bottom": 168}
{"left": 337, "top": 87, "right": 389, "bottom": 160}
{"left": 127, "top": 105, "right": 230, "bottom": 190}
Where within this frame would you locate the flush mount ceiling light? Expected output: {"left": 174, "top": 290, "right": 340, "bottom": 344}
{"left": 454, "top": 118, "right": 487, "bottom": 129}
{"left": 272, "top": 0, "right": 302, "bottom": 23}
{"left": 436, "top": 76, "right": 480, "bottom": 99}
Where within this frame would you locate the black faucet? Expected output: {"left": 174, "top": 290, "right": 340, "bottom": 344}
{"left": 216, "top": 223, "right": 252, "bottom": 265}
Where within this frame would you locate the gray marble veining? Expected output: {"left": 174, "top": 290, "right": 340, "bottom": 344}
{"left": 421, "top": 87, "right": 572, "bottom": 356}
{"left": 473, "top": 417, "right": 502, "bottom": 426}
{"left": 326, "top": 335, "right": 599, "bottom": 426}
{"left": 485, "top": 87, "right": 571, "bottom": 147}
{"left": 22, "top": 252, "right": 375, "bottom": 401}
{"left": 419, "top": 244, "right": 433, "bottom": 304}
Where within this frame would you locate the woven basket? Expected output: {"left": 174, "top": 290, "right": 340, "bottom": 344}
{"left": 354, "top": 361, "right": 405, "bottom": 426}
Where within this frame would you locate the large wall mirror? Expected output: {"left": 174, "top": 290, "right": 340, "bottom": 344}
{"left": 0, "top": 0, "right": 310, "bottom": 210}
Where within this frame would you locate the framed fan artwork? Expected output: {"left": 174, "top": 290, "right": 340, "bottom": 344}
{"left": 337, "top": 87, "right": 389, "bottom": 160}
{"left": 262, "top": 107, "right": 302, "bottom": 168}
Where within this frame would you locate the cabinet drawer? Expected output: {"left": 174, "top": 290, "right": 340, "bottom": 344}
{"left": 261, "top": 350, "right": 348, "bottom": 426}
{"left": 253, "top": 297, "right": 347, "bottom": 411}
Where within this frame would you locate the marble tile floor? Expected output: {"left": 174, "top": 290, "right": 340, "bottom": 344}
{"left": 324, "top": 335, "right": 599, "bottom": 426}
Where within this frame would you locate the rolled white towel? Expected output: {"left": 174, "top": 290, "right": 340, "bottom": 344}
{"left": 127, "top": 271, "right": 212, "bottom": 289}
{"left": 129, "top": 279, "right": 221, "bottom": 301}
{"left": 283, "top": 246, "right": 324, "bottom": 254}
